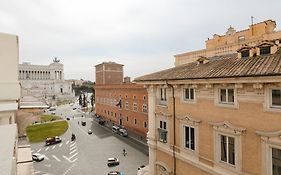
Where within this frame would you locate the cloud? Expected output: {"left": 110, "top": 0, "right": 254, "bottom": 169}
{"left": 0, "top": 0, "right": 281, "bottom": 81}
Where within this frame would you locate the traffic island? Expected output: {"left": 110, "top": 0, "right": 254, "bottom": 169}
{"left": 26, "top": 121, "right": 68, "bottom": 143}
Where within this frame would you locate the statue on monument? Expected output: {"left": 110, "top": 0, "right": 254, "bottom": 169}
{"left": 53, "top": 57, "right": 60, "bottom": 63}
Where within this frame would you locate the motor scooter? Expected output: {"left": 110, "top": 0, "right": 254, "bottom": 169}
{"left": 71, "top": 134, "right": 76, "bottom": 141}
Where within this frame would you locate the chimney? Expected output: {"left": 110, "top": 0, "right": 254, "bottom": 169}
{"left": 124, "top": 76, "right": 131, "bottom": 84}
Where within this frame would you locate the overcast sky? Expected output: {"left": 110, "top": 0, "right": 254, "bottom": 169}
{"left": 1, "top": 0, "right": 281, "bottom": 81}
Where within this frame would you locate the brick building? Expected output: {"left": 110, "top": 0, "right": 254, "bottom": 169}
{"left": 94, "top": 62, "right": 148, "bottom": 140}
{"left": 95, "top": 84, "right": 148, "bottom": 138}
{"left": 95, "top": 62, "right": 123, "bottom": 85}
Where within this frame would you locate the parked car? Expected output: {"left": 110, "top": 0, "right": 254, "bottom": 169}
{"left": 72, "top": 107, "right": 77, "bottom": 110}
{"left": 112, "top": 125, "right": 120, "bottom": 133}
{"left": 98, "top": 119, "right": 105, "bottom": 125}
{"left": 66, "top": 117, "right": 70, "bottom": 120}
{"left": 108, "top": 171, "right": 121, "bottom": 175}
{"left": 45, "top": 136, "right": 62, "bottom": 146}
{"left": 49, "top": 107, "right": 56, "bottom": 111}
{"left": 118, "top": 128, "right": 128, "bottom": 137}
{"left": 32, "top": 153, "right": 45, "bottom": 162}
{"left": 88, "top": 129, "right": 92, "bottom": 135}
{"left": 81, "top": 121, "right": 86, "bottom": 126}
{"left": 107, "top": 157, "right": 119, "bottom": 166}
{"left": 138, "top": 165, "right": 146, "bottom": 170}
{"left": 51, "top": 111, "right": 56, "bottom": 115}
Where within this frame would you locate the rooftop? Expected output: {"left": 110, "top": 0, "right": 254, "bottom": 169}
{"left": 135, "top": 49, "right": 281, "bottom": 82}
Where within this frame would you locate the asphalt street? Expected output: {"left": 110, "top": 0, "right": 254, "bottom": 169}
{"left": 31, "top": 104, "right": 149, "bottom": 175}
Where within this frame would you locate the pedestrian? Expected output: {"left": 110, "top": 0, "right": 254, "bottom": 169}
{"left": 123, "top": 148, "right": 126, "bottom": 156}
{"left": 78, "top": 121, "right": 79, "bottom": 125}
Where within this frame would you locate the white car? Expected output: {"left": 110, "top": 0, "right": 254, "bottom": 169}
{"left": 32, "top": 153, "right": 44, "bottom": 162}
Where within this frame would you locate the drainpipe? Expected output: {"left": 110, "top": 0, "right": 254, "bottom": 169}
{"left": 166, "top": 81, "right": 176, "bottom": 175}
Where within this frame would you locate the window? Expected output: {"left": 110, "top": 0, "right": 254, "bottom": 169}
{"left": 125, "top": 101, "right": 129, "bottom": 110}
{"left": 158, "top": 121, "right": 167, "bottom": 143}
{"left": 238, "top": 36, "right": 245, "bottom": 42}
{"left": 241, "top": 50, "right": 250, "bottom": 58}
{"left": 271, "top": 89, "right": 281, "bottom": 108}
{"left": 184, "top": 126, "right": 195, "bottom": 151}
{"left": 126, "top": 116, "right": 128, "bottom": 122}
{"left": 160, "top": 88, "right": 167, "bottom": 101}
{"left": 144, "top": 122, "right": 147, "bottom": 128}
{"left": 220, "top": 135, "right": 235, "bottom": 165}
{"left": 134, "top": 118, "right": 137, "bottom": 125}
{"left": 211, "top": 121, "right": 245, "bottom": 172}
{"left": 272, "top": 148, "right": 281, "bottom": 175}
{"left": 142, "top": 104, "right": 147, "bottom": 113}
{"left": 143, "top": 95, "right": 146, "bottom": 100}
{"left": 219, "top": 88, "right": 234, "bottom": 104}
{"left": 133, "top": 103, "right": 138, "bottom": 111}
{"left": 260, "top": 46, "right": 271, "bottom": 55}
{"left": 183, "top": 88, "right": 194, "bottom": 101}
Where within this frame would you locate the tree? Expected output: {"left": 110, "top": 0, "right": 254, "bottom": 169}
{"left": 90, "top": 94, "right": 94, "bottom": 107}
{"left": 79, "top": 94, "right": 82, "bottom": 106}
{"left": 83, "top": 93, "right": 87, "bottom": 107}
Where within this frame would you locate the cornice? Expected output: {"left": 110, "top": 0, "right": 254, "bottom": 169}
{"left": 256, "top": 130, "right": 281, "bottom": 138}
{"left": 155, "top": 111, "right": 172, "bottom": 118}
{"left": 177, "top": 115, "right": 201, "bottom": 124}
{"left": 209, "top": 121, "right": 246, "bottom": 134}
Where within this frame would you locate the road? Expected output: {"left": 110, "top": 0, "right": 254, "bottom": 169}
{"left": 31, "top": 104, "right": 149, "bottom": 175}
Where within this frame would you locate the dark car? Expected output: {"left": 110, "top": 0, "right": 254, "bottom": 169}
{"left": 107, "top": 157, "right": 119, "bottom": 166}
{"left": 66, "top": 117, "right": 70, "bottom": 120}
{"left": 45, "top": 136, "right": 62, "bottom": 146}
{"left": 81, "top": 121, "right": 86, "bottom": 126}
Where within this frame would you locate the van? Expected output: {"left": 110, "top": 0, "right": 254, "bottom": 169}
{"left": 118, "top": 128, "right": 128, "bottom": 137}
{"left": 112, "top": 126, "right": 120, "bottom": 133}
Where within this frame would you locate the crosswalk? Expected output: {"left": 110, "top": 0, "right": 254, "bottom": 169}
{"left": 32, "top": 141, "right": 78, "bottom": 163}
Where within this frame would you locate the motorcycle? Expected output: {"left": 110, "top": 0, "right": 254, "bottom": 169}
{"left": 71, "top": 134, "right": 76, "bottom": 141}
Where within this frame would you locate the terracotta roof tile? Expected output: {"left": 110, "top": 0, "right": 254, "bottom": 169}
{"left": 135, "top": 51, "right": 281, "bottom": 82}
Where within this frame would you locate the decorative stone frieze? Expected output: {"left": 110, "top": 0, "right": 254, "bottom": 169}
{"left": 209, "top": 121, "right": 246, "bottom": 135}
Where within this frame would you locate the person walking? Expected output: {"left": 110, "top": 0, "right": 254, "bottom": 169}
{"left": 123, "top": 148, "right": 127, "bottom": 156}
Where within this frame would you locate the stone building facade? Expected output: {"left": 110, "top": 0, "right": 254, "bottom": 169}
{"left": 135, "top": 21, "right": 281, "bottom": 175}
{"left": 19, "top": 58, "right": 74, "bottom": 101}
{"left": 94, "top": 62, "right": 148, "bottom": 140}
{"left": 175, "top": 19, "right": 281, "bottom": 66}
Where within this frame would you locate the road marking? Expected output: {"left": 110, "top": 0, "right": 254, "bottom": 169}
{"left": 31, "top": 150, "right": 34, "bottom": 152}
{"left": 37, "top": 149, "right": 41, "bottom": 152}
{"left": 66, "top": 141, "right": 69, "bottom": 145}
{"left": 59, "top": 143, "right": 63, "bottom": 147}
{"left": 63, "top": 163, "right": 76, "bottom": 175}
{"left": 52, "top": 155, "right": 61, "bottom": 162}
{"left": 45, "top": 147, "right": 49, "bottom": 151}
{"left": 63, "top": 155, "right": 71, "bottom": 162}
{"left": 70, "top": 143, "right": 76, "bottom": 147}
{"left": 44, "top": 155, "right": 49, "bottom": 160}
{"left": 52, "top": 145, "right": 56, "bottom": 149}
{"left": 34, "top": 171, "right": 40, "bottom": 174}
{"left": 70, "top": 145, "right": 77, "bottom": 150}
{"left": 44, "top": 164, "right": 51, "bottom": 167}
{"left": 69, "top": 149, "right": 77, "bottom": 155}
{"left": 68, "top": 152, "right": 78, "bottom": 160}
{"left": 71, "top": 158, "right": 77, "bottom": 162}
